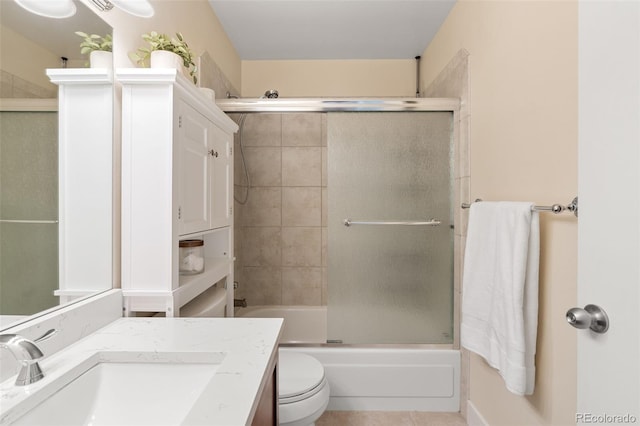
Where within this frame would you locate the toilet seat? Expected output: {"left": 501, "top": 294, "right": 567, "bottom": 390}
{"left": 279, "top": 352, "right": 325, "bottom": 401}
{"left": 278, "top": 352, "right": 330, "bottom": 426}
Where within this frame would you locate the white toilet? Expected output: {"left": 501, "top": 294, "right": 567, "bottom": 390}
{"left": 180, "top": 289, "right": 330, "bottom": 426}
{"left": 278, "top": 350, "right": 330, "bottom": 426}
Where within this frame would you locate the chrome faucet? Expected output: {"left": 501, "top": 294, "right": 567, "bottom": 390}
{"left": 0, "top": 329, "right": 57, "bottom": 386}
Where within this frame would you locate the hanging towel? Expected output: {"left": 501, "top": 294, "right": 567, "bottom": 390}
{"left": 461, "top": 201, "right": 540, "bottom": 395}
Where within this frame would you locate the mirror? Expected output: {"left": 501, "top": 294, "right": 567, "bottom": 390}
{"left": 0, "top": 0, "right": 113, "bottom": 330}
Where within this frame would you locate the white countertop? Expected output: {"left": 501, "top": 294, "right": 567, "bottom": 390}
{"left": 0, "top": 317, "right": 283, "bottom": 425}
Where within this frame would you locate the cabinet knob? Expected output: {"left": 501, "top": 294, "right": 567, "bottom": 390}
{"left": 209, "top": 150, "right": 218, "bottom": 158}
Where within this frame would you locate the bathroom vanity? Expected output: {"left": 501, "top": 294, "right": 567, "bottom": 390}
{"left": 0, "top": 315, "right": 282, "bottom": 425}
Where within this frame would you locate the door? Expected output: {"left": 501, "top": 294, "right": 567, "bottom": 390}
{"left": 178, "top": 101, "right": 210, "bottom": 235}
{"left": 209, "top": 124, "right": 232, "bottom": 229}
{"left": 327, "top": 112, "right": 454, "bottom": 344}
{"left": 577, "top": 1, "right": 639, "bottom": 420}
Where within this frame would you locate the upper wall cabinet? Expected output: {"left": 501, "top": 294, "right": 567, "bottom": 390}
{"left": 117, "top": 69, "right": 238, "bottom": 316}
{"left": 178, "top": 100, "right": 232, "bottom": 235}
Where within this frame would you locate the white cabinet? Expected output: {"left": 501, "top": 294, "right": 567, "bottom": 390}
{"left": 178, "top": 100, "right": 232, "bottom": 235}
{"left": 118, "top": 69, "right": 238, "bottom": 317}
{"left": 208, "top": 123, "right": 232, "bottom": 229}
{"left": 178, "top": 101, "right": 211, "bottom": 236}
{"left": 46, "top": 69, "right": 114, "bottom": 303}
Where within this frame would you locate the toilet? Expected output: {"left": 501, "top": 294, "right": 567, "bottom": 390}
{"left": 278, "top": 350, "right": 330, "bottom": 426}
{"left": 181, "top": 289, "right": 330, "bottom": 426}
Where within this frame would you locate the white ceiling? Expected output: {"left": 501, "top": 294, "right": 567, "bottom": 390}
{"left": 208, "top": 0, "right": 457, "bottom": 60}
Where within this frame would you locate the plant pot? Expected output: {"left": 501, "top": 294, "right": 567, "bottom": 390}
{"left": 150, "top": 50, "right": 184, "bottom": 76}
{"left": 90, "top": 51, "right": 113, "bottom": 69}
{"left": 199, "top": 88, "right": 215, "bottom": 100}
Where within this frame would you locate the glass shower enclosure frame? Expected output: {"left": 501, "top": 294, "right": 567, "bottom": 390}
{"left": 220, "top": 98, "right": 460, "bottom": 346}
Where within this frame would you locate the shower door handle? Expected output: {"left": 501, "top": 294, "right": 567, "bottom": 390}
{"left": 343, "top": 218, "right": 441, "bottom": 227}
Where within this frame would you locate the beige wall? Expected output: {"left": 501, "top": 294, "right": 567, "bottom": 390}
{"left": 82, "top": 0, "right": 241, "bottom": 91}
{"left": 421, "top": 1, "right": 578, "bottom": 425}
{"left": 241, "top": 59, "right": 416, "bottom": 97}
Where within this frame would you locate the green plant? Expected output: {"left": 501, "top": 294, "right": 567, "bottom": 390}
{"left": 75, "top": 31, "right": 112, "bottom": 54}
{"left": 129, "top": 31, "right": 198, "bottom": 84}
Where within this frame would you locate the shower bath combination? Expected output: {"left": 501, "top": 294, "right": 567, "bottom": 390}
{"left": 221, "top": 96, "right": 463, "bottom": 411}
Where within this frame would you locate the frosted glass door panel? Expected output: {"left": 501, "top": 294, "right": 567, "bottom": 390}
{"left": 0, "top": 111, "right": 59, "bottom": 315}
{"left": 327, "top": 112, "right": 453, "bottom": 344}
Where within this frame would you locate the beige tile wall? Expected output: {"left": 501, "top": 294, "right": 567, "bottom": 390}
{"left": 232, "top": 113, "right": 328, "bottom": 306}
{"left": 0, "top": 70, "right": 57, "bottom": 99}
{"left": 423, "top": 48, "right": 470, "bottom": 418}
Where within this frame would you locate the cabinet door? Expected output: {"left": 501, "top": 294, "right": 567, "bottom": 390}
{"left": 178, "top": 101, "right": 211, "bottom": 235}
{"left": 209, "top": 124, "right": 232, "bottom": 229}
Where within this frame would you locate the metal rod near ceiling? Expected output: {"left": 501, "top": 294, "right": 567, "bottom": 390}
{"left": 415, "top": 55, "right": 421, "bottom": 98}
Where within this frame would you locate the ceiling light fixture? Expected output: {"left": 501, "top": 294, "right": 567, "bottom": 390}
{"left": 92, "top": 0, "right": 154, "bottom": 17}
{"left": 90, "top": 0, "right": 114, "bottom": 12}
{"left": 111, "top": 0, "right": 154, "bottom": 17}
{"left": 14, "top": 0, "right": 76, "bottom": 18}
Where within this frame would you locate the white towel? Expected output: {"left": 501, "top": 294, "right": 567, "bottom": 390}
{"left": 461, "top": 201, "right": 540, "bottom": 395}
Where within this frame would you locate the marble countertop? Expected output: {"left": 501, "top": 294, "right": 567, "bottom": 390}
{"left": 0, "top": 317, "right": 283, "bottom": 425}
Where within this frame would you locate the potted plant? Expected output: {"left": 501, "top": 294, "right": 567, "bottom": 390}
{"left": 75, "top": 31, "right": 112, "bottom": 68}
{"left": 130, "top": 31, "right": 198, "bottom": 84}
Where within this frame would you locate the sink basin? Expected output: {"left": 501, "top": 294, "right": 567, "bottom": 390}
{"left": 13, "top": 359, "right": 222, "bottom": 425}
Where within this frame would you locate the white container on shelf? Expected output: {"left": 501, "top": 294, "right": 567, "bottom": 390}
{"left": 179, "top": 239, "right": 204, "bottom": 275}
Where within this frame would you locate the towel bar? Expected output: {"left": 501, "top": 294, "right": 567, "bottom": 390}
{"left": 461, "top": 196, "right": 578, "bottom": 217}
{"left": 0, "top": 219, "right": 59, "bottom": 224}
{"left": 343, "top": 219, "right": 441, "bottom": 227}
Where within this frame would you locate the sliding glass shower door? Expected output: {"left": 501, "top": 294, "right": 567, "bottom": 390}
{"left": 327, "top": 112, "right": 453, "bottom": 344}
{"left": 0, "top": 111, "right": 58, "bottom": 316}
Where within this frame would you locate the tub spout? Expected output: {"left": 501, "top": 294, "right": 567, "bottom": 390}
{"left": 234, "top": 298, "right": 247, "bottom": 308}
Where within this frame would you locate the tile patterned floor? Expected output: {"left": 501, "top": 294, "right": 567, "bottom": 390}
{"left": 316, "top": 411, "right": 468, "bottom": 426}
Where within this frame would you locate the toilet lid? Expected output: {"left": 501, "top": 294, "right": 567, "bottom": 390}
{"left": 278, "top": 352, "right": 325, "bottom": 400}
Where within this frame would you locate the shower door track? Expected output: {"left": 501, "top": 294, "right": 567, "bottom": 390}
{"left": 217, "top": 97, "right": 460, "bottom": 113}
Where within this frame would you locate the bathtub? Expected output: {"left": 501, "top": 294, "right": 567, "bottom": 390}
{"left": 236, "top": 305, "right": 460, "bottom": 412}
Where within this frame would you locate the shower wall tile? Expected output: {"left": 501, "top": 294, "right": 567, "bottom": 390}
{"left": 238, "top": 187, "right": 281, "bottom": 227}
{"left": 245, "top": 147, "right": 282, "bottom": 186}
{"left": 282, "top": 147, "right": 321, "bottom": 186}
{"left": 321, "top": 188, "right": 328, "bottom": 227}
{"left": 197, "top": 51, "right": 239, "bottom": 100}
{"left": 321, "top": 147, "right": 328, "bottom": 187}
{"left": 460, "top": 347, "right": 471, "bottom": 420}
{"left": 321, "top": 227, "right": 328, "bottom": 267}
{"left": 242, "top": 114, "right": 282, "bottom": 147}
{"left": 282, "top": 267, "right": 322, "bottom": 305}
{"left": 283, "top": 113, "right": 322, "bottom": 146}
{"left": 321, "top": 114, "right": 328, "bottom": 147}
{"left": 242, "top": 227, "right": 282, "bottom": 267}
{"left": 242, "top": 266, "right": 282, "bottom": 305}
{"left": 282, "top": 187, "right": 321, "bottom": 226}
{"left": 321, "top": 267, "right": 328, "bottom": 305}
{"left": 282, "top": 227, "right": 322, "bottom": 267}
{"left": 234, "top": 139, "right": 245, "bottom": 185}
{"left": 0, "top": 71, "right": 56, "bottom": 99}
{"left": 234, "top": 225, "right": 243, "bottom": 264}
{"left": 458, "top": 176, "right": 470, "bottom": 237}
{"left": 235, "top": 112, "right": 327, "bottom": 307}
{"left": 459, "top": 115, "right": 470, "bottom": 178}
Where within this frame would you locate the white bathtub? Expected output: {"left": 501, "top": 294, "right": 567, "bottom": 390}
{"left": 236, "top": 305, "right": 460, "bottom": 412}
